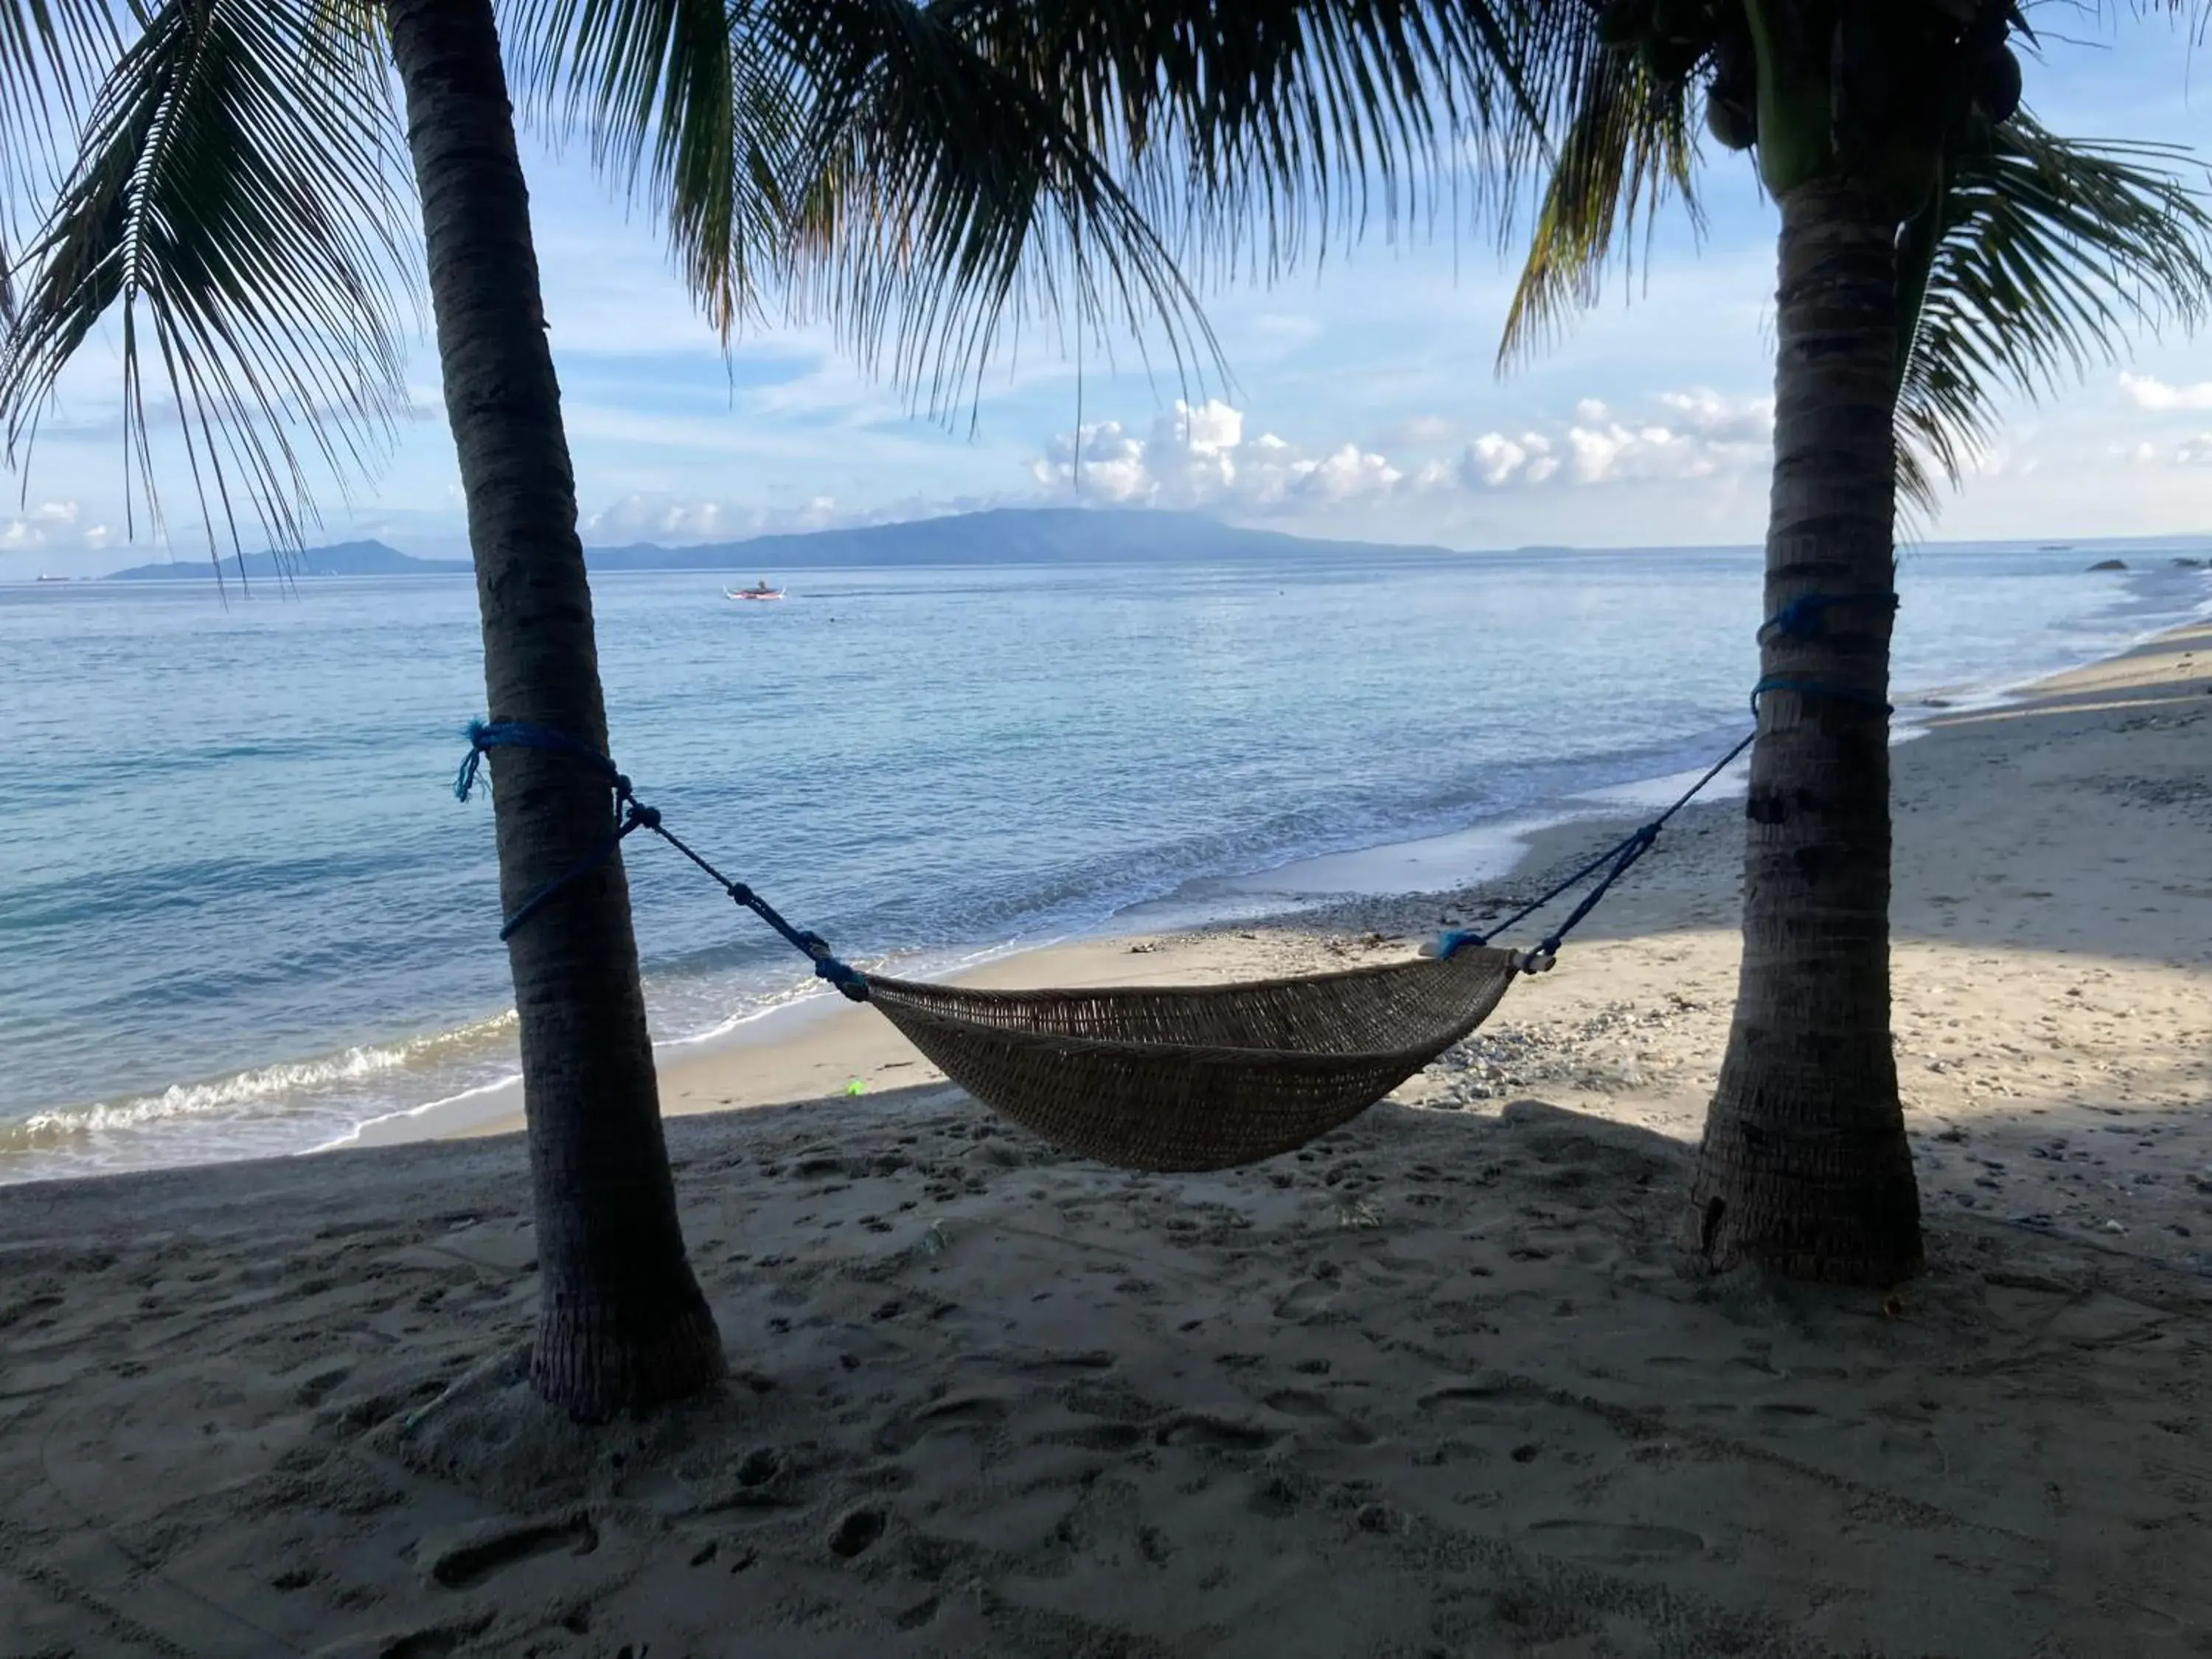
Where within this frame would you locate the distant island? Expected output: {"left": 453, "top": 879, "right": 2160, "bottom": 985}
{"left": 102, "top": 510, "right": 1465, "bottom": 582}
{"left": 586, "top": 508, "right": 1459, "bottom": 571}
{"left": 84, "top": 511, "right": 2212, "bottom": 582}
{"left": 106, "top": 540, "right": 471, "bottom": 581}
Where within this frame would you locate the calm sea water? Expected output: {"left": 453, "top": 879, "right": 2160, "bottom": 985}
{"left": 5, "top": 540, "right": 2206, "bottom": 1182}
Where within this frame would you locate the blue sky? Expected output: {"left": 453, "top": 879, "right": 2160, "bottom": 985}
{"left": 7, "top": 24, "right": 2211, "bottom": 577}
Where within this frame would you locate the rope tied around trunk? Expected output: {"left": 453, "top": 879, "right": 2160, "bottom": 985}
{"left": 454, "top": 720, "right": 869, "bottom": 999}
{"left": 452, "top": 588, "right": 1898, "bottom": 1002}
{"left": 1436, "top": 589, "right": 1898, "bottom": 964}
{"left": 1756, "top": 589, "right": 1899, "bottom": 644}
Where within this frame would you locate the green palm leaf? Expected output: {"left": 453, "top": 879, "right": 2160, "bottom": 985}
{"left": 767, "top": 0, "right": 1220, "bottom": 414}
{"left": 1894, "top": 114, "right": 2212, "bottom": 512}
{"left": 507, "top": 1, "right": 1211, "bottom": 412}
{"left": 1492, "top": 27, "right": 1699, "bottom": 373}
{"left": 1493, "top": 36, "right": 2212, "bottom": 518}
{"left": 507, "top": 0, "right": 799, "bottom": 339}
{"left": 0, "top": 0, "right": 415, "bottom": 569}
{"left": 515, "top": 0, "right": 1560, "bottom": 414}
{"left": 0, "top": 0, "right": 128, "bottom": 318}
{"left": 936, "top": 0, "right": 1551, "bottom": 283}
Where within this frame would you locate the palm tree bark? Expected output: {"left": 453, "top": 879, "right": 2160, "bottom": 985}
{"left": 385, "top": 0, "right": 726, "bottom": 1416}
{"left": 1683, "top": 178, "right": 1924, "bottom": 1284}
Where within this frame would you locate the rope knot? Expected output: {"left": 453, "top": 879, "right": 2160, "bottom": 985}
{"left": 630, "top": 804, "right": 661, "bottom": 830}
{"left": 813, "top": 955, "right": 870, "bottom": 1001}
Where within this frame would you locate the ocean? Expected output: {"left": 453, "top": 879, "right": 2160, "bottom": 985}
{"left": 6, "top": 539, "right": 2207, "bottom": 1183}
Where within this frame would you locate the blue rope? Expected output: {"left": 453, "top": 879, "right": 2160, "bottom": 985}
{"left": 455, "top": 722, "right": 869, "bottom": 1000}
{"left": 1443, "top": 594, "right": 1902, "bottom": 965}
{"left": 1749, "top": 675, "right": 1893, "bottom": 715}
{"left": 455, "top": 719, "right": 622, "bottom": 801}
{"left": 1756, "top": 590, "right": 1899, "bottom": 644}
{"left": 462, "top": 602, "right": 1894, "bottom": 992}
{"left": 1440, "top": 724, "right": 1756, "bottom": 961}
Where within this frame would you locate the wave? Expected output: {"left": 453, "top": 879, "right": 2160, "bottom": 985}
{"left": 2, "top": 1009, "right": 518, "bottom": 1150}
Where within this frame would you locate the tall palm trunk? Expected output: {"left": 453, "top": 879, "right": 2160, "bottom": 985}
{"left": 1683, "top": 179, "right": 1924, "bottom": 1284}
{"left": 385, "top": 0, "right": 726, "bottom": 1417}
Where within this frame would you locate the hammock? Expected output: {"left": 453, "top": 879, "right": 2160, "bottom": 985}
{"left": 456, "top": 712, "right": 1757, "bottom": 1172}
{"left": 864, "top": 946, "right": 1522, "bottom": 1171}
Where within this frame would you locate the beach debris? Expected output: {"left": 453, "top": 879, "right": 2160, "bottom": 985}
{"left": 1335, "top": 1199, "right": 1383, "bottom": 1230}
{"left": 845, "top": 1077, "right": 867, "bottom": 1096}
{"left": 1128, "top": 939, "right": 1161, "bottom": 953}
{"left": 917, "top": 1220, "right": 951, "bottom": 1257}
{"left": 397, "top": 1344, "right": 530, "bottom": 1436}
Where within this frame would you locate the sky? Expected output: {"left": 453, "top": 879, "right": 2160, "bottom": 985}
{"left": 5, "top": 24, "right": 2211, "bottom": 577}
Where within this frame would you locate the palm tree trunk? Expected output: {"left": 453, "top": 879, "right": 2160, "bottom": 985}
{"left": 1683, "top": 179, "right": 1924, "bottom": 1285}
{"left": 385, "top": 0, "right": 726, "bottom": 1417}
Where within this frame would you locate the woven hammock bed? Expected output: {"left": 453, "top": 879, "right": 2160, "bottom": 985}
{"left": 456, "top": 716, "right": 1742, "bottom": 1176}
{"left": 860, "top": 945, "right": 1524, "bottom": 1172}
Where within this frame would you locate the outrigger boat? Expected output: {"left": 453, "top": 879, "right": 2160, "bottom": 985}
{"left": 725, "top": 579, "right": 785, "bottom": 601}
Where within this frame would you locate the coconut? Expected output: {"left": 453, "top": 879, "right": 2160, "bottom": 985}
{"left": 1705, "top": 92, "right": 1757, "bottom": 151}
{"left": 1972, "top": 44, "right": 2023, "bottom": 124}
{"left": 1637, "top": 34, "right": 1705, "bottom": 82}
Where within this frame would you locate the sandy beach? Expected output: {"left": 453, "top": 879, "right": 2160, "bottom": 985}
{"left": 3, "top": 619, "right": 2208, "bottom": 1655}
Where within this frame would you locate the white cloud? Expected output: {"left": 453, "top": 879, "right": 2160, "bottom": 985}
{"left": 0, "top": 500, "right": 106, "bottom": 551}
{"left": 1032, "top": 399, "right": 1405, "bottom": 515}
{"left": 2123, "top": 432, "right": 2212, "bottom": 469}
{"left": 1033, "top": 387, "right": 1775, "bottom": 518}
{"left": 2119, "top": 372, "right": 2212, "bottom": 412}
{"left": 1178, "top": 398, "right": 1244, "bottom": 455}
{"left": 582, "top": 493, "right": 848, "bottom": 543}
{"left": 1656, "top": 388, "right": 1776, "bottom": 442}
{"left": 1458, "top": 387, "right": 1770, "bottom": 491}
{"left": 1461, "top": 432, "right": 1557, "bottom": 488}
{"left": 1305, "top": 443, "right": 1403, "bottom": 500}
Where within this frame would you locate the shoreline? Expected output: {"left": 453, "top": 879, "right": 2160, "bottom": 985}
{"left": 434, "top": 611, "right": 2212, "bottom": 1157}
{"left": 1, "top": 629, "right": 2208, "bottom": 1652}
{"left": 6, "top": 581, "right": 2207, "bottom": 1181}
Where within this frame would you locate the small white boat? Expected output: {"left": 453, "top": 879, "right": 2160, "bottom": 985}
{"left": 725, "top": 579, "right": 785, "bottom": 602}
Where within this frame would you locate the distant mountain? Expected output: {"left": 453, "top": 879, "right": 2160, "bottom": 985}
{"left": 105, "top": 540, "right": 471, "bottom": 580}
{"left": 100, "top": 510, "right": 1466, "bottom": 583}
{"left": 585, "top": 508, "right": 1459, "bottom": 571}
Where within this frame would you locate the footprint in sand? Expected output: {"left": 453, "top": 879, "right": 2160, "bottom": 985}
{"left": 1271, "top": 1279, "right": 1343, "bottom": 1322}
{"left": 1262, "top": 1388, "right": 1377, "bottom": 1446}
{"left": 1416, "top": 1382, "right": 1513, "bottom": 1419}
{"left": 1155, "top": 1411, "right": 1281, "bottom": 1452}
{"left": 1524, "top": 1517, "right": 1707, "bottom": 1564}
{"left": 829, "top": 1506, "right": 887, "bottom": 1558}
{"left": 872, "top": 1391, "right": 1011, "bottom": 1454}
{"left": 422, "top": 1513, "right": 598, "bottom": 1590}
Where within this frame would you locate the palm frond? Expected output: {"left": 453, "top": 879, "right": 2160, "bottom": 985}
{"left": 513, "top": 0, "right": 1560, "bottom": 414}
{"left": 0, "top": 0, "right": 417, "bottom": 568}
{"left": 935, "top": 0, "right": 1554, "bottom": 286}
{"left": 0, "top": 1, "right": 128, "bottom": 318}
{"left": 506, "top": 0, "right": 799, "bottom": 339}
{"left": 1492, "top": 27, "right": 1701, "bottom": 372}
{"left": 765, "top": 0, "right": 1224, "bottom": 417}
{"left": 1896, "top": 114, "right": 2212, "bottom": 512}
